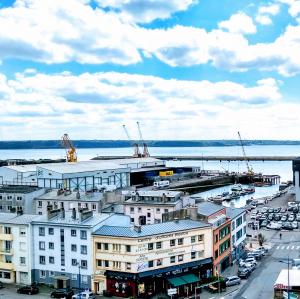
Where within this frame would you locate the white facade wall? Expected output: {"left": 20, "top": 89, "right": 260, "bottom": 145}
{"left": 231, "top": 212, "right": 247, "bottom": 259}
{"left": 0, "top": 167, "right": 37, "bottom": 185}
{"left": 295, "top": 171, "right": 300, "bottom": 202}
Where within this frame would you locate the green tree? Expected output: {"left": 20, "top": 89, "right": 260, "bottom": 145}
{"left": 258, "top": 233, "right": 267, "bottom": 246}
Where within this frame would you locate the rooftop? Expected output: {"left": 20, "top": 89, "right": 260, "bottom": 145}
{"left": 274, "top": 269, "right": 300, "bottom": 287}
{"left": 2, "top": 164, "right": 40, "bottom": 172}
{"left": 197, "top": 202, "right": 225, "bottom": 217}
{"left": 35, "top": 189, "right": 103, "bottom": 202}
{"left": 226, "top": 207, "right": 246, "bottom": 219}
{"left": 124, "top": 190, "right": 182, "bottom": 197}
{"left": 105, "top": 157, "right": 165, "bottom": 165}
{"left": 0, "top": 213, "right": 39, "bottom": 225}
{"left": 94, "top": 219, "right": 211, "bottom": 238}
{"left": 0, "top": 185, "right": 42, "bottom": 194}
{"left": 37, "top": 161, "right": 129, "bottom": 174}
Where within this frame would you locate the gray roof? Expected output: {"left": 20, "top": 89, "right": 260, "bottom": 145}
{"left": 0, "top": 185, "right": 41, "bottom": 194}
{"left": 125, "top": 190, "right": 182, "bottom": 197}
{"left": 0, "top": 213, "right": 39, "bottom": 225}
{"left": 197, "top": 202, "right": 225, "bottom": 216}
{"left": 94, "top": 219, "right": 211, "bottom": 238}
{"left": 102, "top": 203, "right": 124, "bottom": 214}
{"left": 226, "top": 207, "right": 246, "bottom": 219}
{"left": 36, "top": 190, "right": 103, "bottom": 202}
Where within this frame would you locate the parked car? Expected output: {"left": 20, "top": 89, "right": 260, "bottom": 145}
{"left": 283, "top": 222, "right": 293, "bottom": 230}
{"left": 261, "top": 207, "right": 268, "bottom": 213}
{"left": 72, "top": 291, "right": 96, "bottom": 299}
{"left": 244, "top": 257, "right": 257, "bottom": 265}
{"left": 281, "top": 208, "right": 287, "bottom": 213}
{"left": 237, "top": 267, "right": 251, "bottom": 279}
{"left": 257, "top": 246, "right": 269, "bottom": 254}
{"left": 268, "top": 214, "right": 274, "bottom": 221}
{"left": 288, "top": 214, "right": 295, "bottom": 222}
{"left": 247, "top": 251, "right": 262, "bottom": 260}
{"left": 292, "top": 221, "right": 298, "bottom": 229}
{"left": 273, "top": 207, "right": 281, "bottom": 213}
{"left": 288, "top": 202, "right": 297, "bottom": 208}
{"left": 293, "top": 207, "right": 299, "bottom": 213}
{"left": 0, "top": 281, "right": 3, "bottom": 289}
{"left": 17, "top": 285, "right": 39, "bottom": 295}
{"left": 281, "top": 215, "right": 288, "bottom": 221}
{"left": 244, "top": 263, "right": 256, "bottom": 272}
{"left": 274, "top": 214, "right": 281, "bottom": 221}
{"left": 296, "top": 214, "right": 300, "bottom": 222}
{"left": 267, "top": 208, "right": 274, "bottom": 213}
{"left": 51, "top": 288, "right": 74, "bottom": 298}
{"left": 260, "top": 220, "right": 268, "bottom": 227}
{"left": 225, "top": 276, "right": 241, "bottom": 286}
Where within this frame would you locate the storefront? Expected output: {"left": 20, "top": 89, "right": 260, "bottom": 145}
{"left": 105, "top": 258, "right": 213, "bottom": 298}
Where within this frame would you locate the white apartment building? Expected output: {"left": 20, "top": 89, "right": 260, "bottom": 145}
{"left": 123, "top": 190, "right": 195, "bottom": 225}
{"left": 31, "top": 209, "right": 130, "bottom": 290}
{"left": 0, "top": 213, "right": 38, "bottom": 285}
{"left": 0, "top": 185, "right": 45, "bottom": 214}
{"left": 226, "top": 207, "right": 247, "bottom": 261}
{"left": 92, "top": 220, "right": 213, "bottom": 297}
{"left": 34, "top": 189, "right": 104, "bottom": 215}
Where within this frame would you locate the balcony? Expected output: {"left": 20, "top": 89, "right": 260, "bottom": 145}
{"left": 0, "top": 262, "right": 14, "bottom": 270}
{"left": 0, "top": 249, "right": 13, "bottom": 255}
{"left": 0, "top": 234, "right": 13, "bottom": 241}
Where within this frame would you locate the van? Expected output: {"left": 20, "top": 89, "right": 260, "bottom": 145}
{"left": 153, "top": 180, "right": 170, "bottom": 188}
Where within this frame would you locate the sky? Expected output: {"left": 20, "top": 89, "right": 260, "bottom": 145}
{"left": 0, "top": 0, "right": 300, "bottom": 141}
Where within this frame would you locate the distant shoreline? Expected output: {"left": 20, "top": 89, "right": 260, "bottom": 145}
{"left": 1, "top": 140, "right": 300, "bottom": 150}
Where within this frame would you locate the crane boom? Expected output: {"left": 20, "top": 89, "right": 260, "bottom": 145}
{"left": 237, "top": 131, "right": 253, "bottom": 176}
{"left": 61, "top": 134, "right": 77, "bottom": 163}
{"left": 137, "top": 121, "right": 150, "bottom": 158}
{"left": 122, "top": 124, "right": 141, "bottom": 158}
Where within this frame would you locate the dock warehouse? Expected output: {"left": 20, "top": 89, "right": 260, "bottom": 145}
{"left": 36, "top": 161, "right": 130, "bottom": 191}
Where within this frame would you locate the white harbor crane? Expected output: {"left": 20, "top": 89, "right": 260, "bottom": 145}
{"left": 237, "top": 131, "right": 254, "bottom": 177}
{"left": 122, "top": 124, "right": 141, "bottom": 158}
{"left": 137, "top": 121, "right": 150, "bottom": 157}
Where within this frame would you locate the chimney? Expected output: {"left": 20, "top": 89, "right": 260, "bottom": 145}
{"left": 72, "top": 208, "right": 76, "bottom": 220}
{"left": 79, "top": 209, "right": 93, "bottom": 222}
{"left": 162, "top": 193, "right": 167, "bottom": 202}
{"left": 134, "top": 225, "right": 142, "bottom": 233}
{"left": 76, "top": 191, "right": 80, "bottom": 200}
{"left": 17, "top": 209, "right": 23, "bottom": 216}
{"left": 47, "top": 208, "right": 61, "bottom": 220}
{"left": 174, "top": 217, "right": 179, "bottom": 223}
{"left": 187, "top": 206, "right": 198, "bottom": 220}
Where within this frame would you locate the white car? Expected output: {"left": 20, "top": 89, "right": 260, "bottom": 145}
{"left": 244, "top": 258, "right": 257, "bottom": 265}
{"left": 225, "top": 276, "right": 241, "bottom": 286}
{"left": 288, "top": 202, "right": 297, "bottom": 208}
{"left": 72, "top": 291, "right": 96, "bottom": 299}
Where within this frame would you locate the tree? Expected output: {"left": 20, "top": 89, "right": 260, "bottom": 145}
{"left": 258, "top": 233, "right": 267, "bottom": 246}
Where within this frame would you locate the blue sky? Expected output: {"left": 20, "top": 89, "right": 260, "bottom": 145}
{"left": 0, "top": 0, "right": 300, "bottom": 140}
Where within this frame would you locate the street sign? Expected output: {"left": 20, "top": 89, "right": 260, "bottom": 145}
{"left": 168, "top": 288, "right": 177, "bottom": 296}
{"left": 283, "top": 291, "right": 298, "bottom": 299}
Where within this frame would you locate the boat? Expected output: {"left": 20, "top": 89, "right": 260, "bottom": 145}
{"left": 244, "top": 186, "right": 255, "bottom": 194}
{"left": 230, "top": 192, "right": 240, "bottom": 200}
{"left": 231, "top": 184, "right": 243, "bottom": 191}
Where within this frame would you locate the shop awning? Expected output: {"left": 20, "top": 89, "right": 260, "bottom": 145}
{"left": 54, "top": 276, "right": 69, "bottom": 281}
{"left": 168, "top": 274, "right": 199, "bottom": 287}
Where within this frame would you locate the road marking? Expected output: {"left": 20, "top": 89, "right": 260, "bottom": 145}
{"left": 281, "top": 246, "right": 286, "bottom": 250}
{"left": 291, "top": 246, "right": 295, "bottom": 250}
{"left": 286, "top": 246, "right": 290, "bottom": 249}
{"left": 277, "top": 246, "right": 280, "bottom": 249}
{"left": 297, "top": 246, "right": 300, "bottom": 249}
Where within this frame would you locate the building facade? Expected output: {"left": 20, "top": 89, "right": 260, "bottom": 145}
{"left": 0, "top": 213, "right": 38, "bottom": 285}
{"left": 123, "top": 190, "right": 194, "bottom": 225}
{"left": 226, "top": 207, "right": 247, "bottom": 262}
{"left": 0, "top": 185, "right": 45, "bottom": 214}
{"left": 31, "top": 209, "right": 130, "bottom": 290}
{"left": 92, "top": 220, "right": 213, "bottom": 297}
{"left": 34, "top": 189, "right": 104, "bottom": 215}
{"left": 0, "top": 165, "right": 39, "bottom": 185}
{"left": 293, "top": 158, "right": 300, "bottom": 202}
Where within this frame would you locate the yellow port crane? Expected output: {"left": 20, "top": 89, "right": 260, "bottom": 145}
{"left": 61, "top": 133, "right": 77, "bottom": 162}
{"left": 237, "top": 131, "right": 254, "bottom": 176}
{"left": 122, "top": 125, "right": 141, "bottom": 158}
{"left": 137, "top": 121, "right": 150, "bottom": 157}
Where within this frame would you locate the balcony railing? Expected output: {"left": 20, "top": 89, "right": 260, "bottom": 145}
{"left": 0, "top": 234, "right": 13, "bottom": 241}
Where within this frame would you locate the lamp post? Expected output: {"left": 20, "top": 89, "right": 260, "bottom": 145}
{"left": 76, "top": 262, "right": 82, "bottom": 299}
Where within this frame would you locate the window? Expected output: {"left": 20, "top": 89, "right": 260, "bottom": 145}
{"left": 72, "top": 259, "right": 77, "bottom": 266}
{"left": 92, "top": 204, "right": 96, "bottom": 210}
{"left": 49, "top": 242, "right": 54, "bottom": 250}
{"left": 17, "top": 196, "right": 22, "bottom": 201}
{"left": 148, "top": 243, "right": 154, "bottom": 250}
{"left": 178, "top": 238, "right": 183, "bottom": 245}
{"left": 126, "top": 245, "right": 131, "bottom": 252}
{"left": 232, "top": 235, "right": 235, "bottom": 244}
{"left": 20, "top": 257, "right": 26, "bottom": 265}
{"left": 219, "top": 239, "right": 231, "bottom": 254}
{"left": 156, "top": 208, "right": 160, "bottom": 213}
{"left": 156, "top": 242, "right": 162, "bottom": 249}
{"left": 19, "top": 227, "right": 26, "bottom": 236}
{"left": 147, "top": 212, "right": 151, "bottom": 218}
{"left": 81, "top": 275, "right": 88, "bottom": 283}
{"left": 72, "top": 274, "right": 77, "bottom": 280}
{"left": 39, "top": 256, "right": 46, "bottom": 265}
{"left": 236, "top": 216, "right": 243, "bottom": 227}
{"left": 81, "top": 260, "right": 87, "bottom": 269}
{"left": 215, "top": 234, "right": 218, "bottom": 243}
{"left": 104, "top": 243, "right": 109, "bottom": 251}
{"left": 130, "top": 207, "right": 135, "bottom": 214}
{"left": 96, "top": 243, "right": 101, "bottom": 250}
{"left": 236, "top": 229, "right": 243, "bottom": 240}
{"left": 40, "top": 270, "right": 46, "bottom": 278}
{"left": 215, "top": 250, "right": 219, "bottom": 259}
{"left": 170, "top": 239, "right": 175, "bottom": 247}
{"left": 130, "top": 218, "right": 134, "bottom": 223}
{"left": 164, "top": 209, "right": 168, "bottom": 213}
{"left": 38, "top": 201, "right": 42, "bottom": 207}
{"left": 112, "top": 244, "right": 121, "bottom": 252}
{"left": 71, "top": 229, "right": 76, "bottom": 237}
{"left": 126, "top": 262, "right": 131, "bottom": 270}
{"left": 39, "top": 241, "right": 45, "bottom": 250}
{"left": 232, "top": 221, "right": 235, "bottom": 231}
{"left": 170, "top": 256, "right": 176, "bottom": 263}
{"left": 157, "top": 259, "right": 162, "bottom": 266}
{"left": 148, "top": 260, "right": 154, "bottom": 267}
{"left": 191, "top": 236, "right": 196, "bottom": 243}
{"left": 49, "top": 256, "right": 54, "bottom": 264}
{"left": 39, "top": 227, "right": 45, "bottom": 236}
{"left": 113, "top": 261, "right": 121, "bottom": 269}
{"left": 178, "top": 255, "right": 184, "bottom": 262}
{"left": 48, "top": 228, "right": 54, "bottom": 235}
{"left": 219, "top": 225, "right": 230, "bottom": 240}
{"left": 49, "top": 271, "right": 55, "bottom": 277}
{"left": 80, "top": 230, "right": 87, "bottom": 240}
{"left": 198, "top": 234, "right": 204, "bottom": 242}
{"left": 7, "top": 195, "right": 12, "bottom": 200}
{"left": 81, "top": 245, "right": 87, "bottom": 254}
{"left": 191, "top": 252, "right": 196, "bottom": 259}
{"left": 138, "top": 207, "right": 142, "bottom": 212}
{"left": 97, "top": 260, "right": 102, "bottom": 267}
{"left": 71, "top": 244, "right": 77, "bottom": 252}
{"left": 104, "top": 260, "right": 109, "bottom": 267}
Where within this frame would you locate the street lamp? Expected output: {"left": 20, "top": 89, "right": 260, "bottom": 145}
{"left": 76, "top": 262, "right": 82, "bottom": 299}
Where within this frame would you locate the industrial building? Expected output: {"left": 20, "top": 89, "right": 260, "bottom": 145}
{"left": 0, "top": 164, "right": 39, "bottom": 185}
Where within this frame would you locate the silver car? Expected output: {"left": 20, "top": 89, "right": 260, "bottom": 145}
{"left": 225, "top": 276, "right": 241, "bottom": 286}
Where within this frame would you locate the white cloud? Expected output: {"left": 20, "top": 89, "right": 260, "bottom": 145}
{"left": 256, "top": 15, "right": 273, "bottom": 25}
{"left": 218, "top": 13, "right": 257, "bottom": 34}
{"left": 0, "top": 71, "right": 284, "bottom": 140}
{"left": 278, "top": 0, "right": 300, "bottom": 17}
{"left": 258, "top": 4, "right": 280, "bottom": 15}
{"left": 95, "top": 0, "right": 196, "bottom": 23}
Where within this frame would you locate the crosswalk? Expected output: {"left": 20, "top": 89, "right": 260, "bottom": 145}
{"left": 275, "top": 245, "right": 300, "bottom": 250}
